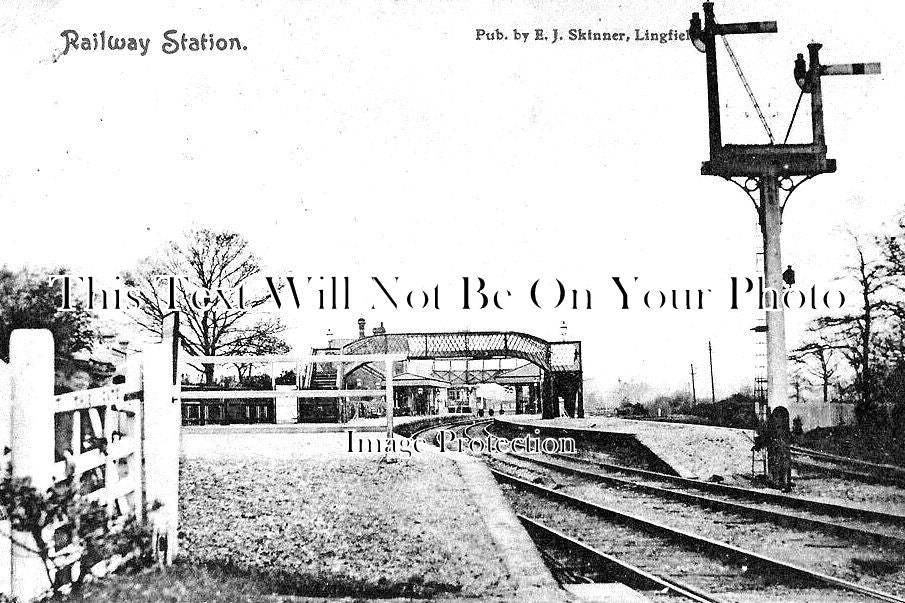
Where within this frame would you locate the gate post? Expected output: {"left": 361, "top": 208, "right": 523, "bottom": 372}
{"left": 142, "top": 342, "right": 180, "bottom": 564}
{"left": 9, "top": 330, "right": 55, "bottom": 600}
{"left": 0, "top": 359, "right": 11, "bottom": 595}
{"left": 125, "top": 353, "right": 146, "bottom": 523}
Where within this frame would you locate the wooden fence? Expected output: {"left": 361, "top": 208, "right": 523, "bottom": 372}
{"left": 181, "top": 354, "right": 405, "bottom": 437}
{"left": 786, "top": 401, "right": 856, "bottom": 432}
{"left": 0, "top": 329, "right": 180, "bottom": 601}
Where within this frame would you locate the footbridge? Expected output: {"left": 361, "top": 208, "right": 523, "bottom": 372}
{"left": 340, "top": 331, "right": 583, "bottom": 418}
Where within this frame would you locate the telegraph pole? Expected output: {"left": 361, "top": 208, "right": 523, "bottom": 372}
{"left": 690, "top": 364, "right": 697, "bottom": 406}
{"left": 708, "top": 341, "right": 716, "bottom": 404}
{"left": 688, "top": 4, "right": 879, "bottom": 489}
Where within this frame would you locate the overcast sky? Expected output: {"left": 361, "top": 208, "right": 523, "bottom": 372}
{"left": 1, "top": 0, "right": 901, "bottom": 398}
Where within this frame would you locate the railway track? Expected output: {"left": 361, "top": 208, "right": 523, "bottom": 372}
{"left": 410, "top": 419, "right": 905, "bottom": 599}
{"left": 519, "top": 514, "right": 725, "bottom": 602}
{"left": 523, "top": 451, "right": 905, "bottom": 544}
{"left": 555, "top": 451, "right": 905, "bottom": 525}
{"left": 406, "top": 417, "right": 481, "bottom": 442}
{"left": 494, "top": 467, "right": 905, "bottom": 603}
{"left": 791, "top": 447, "right": 905, "bottom": 474}
{"left": 792, "top": 446, "right": 905, "bottom": 487}
{"left": 478, "top": 422, "right": 905, "bottom": 600}
{"left": 492, "top": 420, "right": 905, "bottom": 514}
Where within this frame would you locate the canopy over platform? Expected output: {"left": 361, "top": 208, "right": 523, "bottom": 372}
{"left": 390, "top": 372, "right": 451, "bottom": 389}
{"left": 493, "top": 363, "right": 541, "bottom": 385}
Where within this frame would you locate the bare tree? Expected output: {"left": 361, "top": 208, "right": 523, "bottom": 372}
{"left": 877, "top": 214, "right": 905, "bottom": 364}
{"left": 872, "top": 215, "right": 905, "bottom": 428}
{"left": 123, "top": 229, "right": 289, "bottom": 384}
{"left": 609, "top": 378, "right": 652, "bottom": 408}
{"left": 792, "top": 328, "right": 838, "bottom": 404}
{"left": 789, "top": 366, "right": 805, "bottom": 404}
{"left": 816, "top": 234, "right": 885, "bottom": 423}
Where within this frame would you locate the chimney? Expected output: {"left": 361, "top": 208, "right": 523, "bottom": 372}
{"left": 358, "top": 318, "right": 366, "bottom": 339}
{"left": 373, "top": 322, "right": 386, "bottom": 336}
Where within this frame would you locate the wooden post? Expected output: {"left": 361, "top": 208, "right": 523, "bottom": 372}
{"left": 9, "top": 330, "right": 55, "bottom": 600}
{"left": 142, "top": 343, "right": 180, "bottom": 564}
{"left": 0, "top": 359, "right": 11, "bottom": 595}
{"left": 385, "top": 359, "right": 393, "bottom": 438}
{"left": 125, "top": 354, "right": 145, "bottom": 523}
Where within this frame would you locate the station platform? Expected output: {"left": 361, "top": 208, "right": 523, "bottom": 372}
{"left": 181, "top": 414, "right": 442, "bottom": 435}
{"left": 497, "top": 415, "right": 757, "bottom": 480}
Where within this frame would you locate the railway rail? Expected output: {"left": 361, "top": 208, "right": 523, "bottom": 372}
{"left": 518, "top": 515, "right": 726, "bottom": 602}
{"left": 494, "top": 467, "right": 905, "bottom": 603}
{"left": 408, "top": 418, "right": 905, "bottom": 600}
{"left": 554, "top": 451, "right": 905, "bottom": 526}
{"left": 406, "top": 417, "right": 480, "bottom": 441}
{"left": 791, "top": 446, "right": 905, "bottom": 476}
{"left": 483, "top": 421, "right": 905, "bottom": 601}
{"left": 792, "top": 446, "right": 905, "bottom": 487}
{"left": 508, "top": 450, "right": 905, "bottom": 548}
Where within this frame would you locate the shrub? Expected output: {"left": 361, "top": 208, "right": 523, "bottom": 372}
{"left": 0, "top": 466, "right": 152, "bottom": 594}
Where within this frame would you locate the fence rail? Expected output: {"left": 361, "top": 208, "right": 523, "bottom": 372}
{"left": 182, "top": 389, "right": 388, "bottom": 399}
{"left": 180, "top": 353, "right": 402, "bottom": 436}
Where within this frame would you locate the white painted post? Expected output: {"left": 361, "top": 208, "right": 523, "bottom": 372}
{"left": 335, "top": 362, "right": 345, "bottom": 423}
{"left": 295, "top": 361, "right": 301, "bottom": 423}
{"left": 142, "top": 343, "right": 180, "bottom": 564}
{"left": 9, "top": 330, "right": 55, "bottom": 600}
{"left": 761, "top": 177, "right": 791, "bottom": 490}
{"left": 0, "top": 360, "right": 12, "bottom": 596}
{"left": 385, "top": 359, "right": 393, "bottom": 438}
{"left": 125, "top": 353, "right": 145, "bottom": 521}
{"left": 761, "top": 179, "right": 789, "bottom": 415}
{"left": 270, "top": 361, "right": 275, "bottom": 423}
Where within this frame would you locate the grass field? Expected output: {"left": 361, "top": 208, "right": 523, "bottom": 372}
{"left": 54, "top": 436, "right": 516, "bottom": 602}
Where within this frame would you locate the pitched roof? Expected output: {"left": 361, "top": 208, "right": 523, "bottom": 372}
{"left": 392, "top": 372, "right": 451, "bottom": 388}
{"left": 494, "top": 363, "right": 541, "bottom": 384}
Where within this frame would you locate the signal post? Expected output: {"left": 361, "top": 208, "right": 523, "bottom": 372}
{"left": 688, "top": 3, "right": 879, "bottom": 488}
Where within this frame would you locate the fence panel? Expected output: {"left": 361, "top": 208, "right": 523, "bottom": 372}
{"left": 1, "top": 329, "right": 178, "bottom": 602}
{"left": 183, "top": 353, "right": 404, "bottom": 437}
{"left": 50, "top": 385, "right": 143, "bottom": 585}
{"left": 786, "top": 401, "right": 856, "bottom": 432}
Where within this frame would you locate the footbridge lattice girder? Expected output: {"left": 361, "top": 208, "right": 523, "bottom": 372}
{"left": 338, "top": 331, "right": 583, "bottom": 418}
{"left": 341, "top": 331, "right": 580, "bottom": 373}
